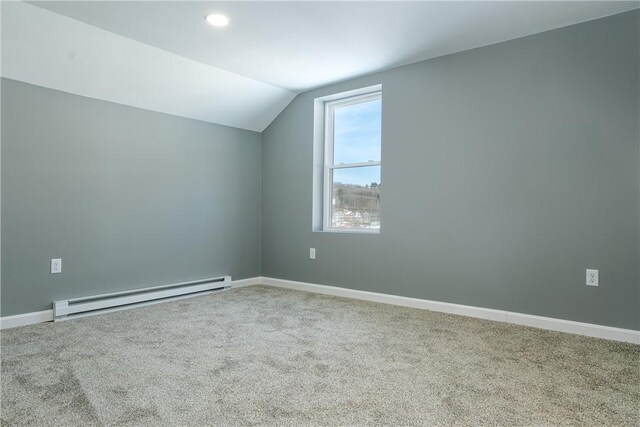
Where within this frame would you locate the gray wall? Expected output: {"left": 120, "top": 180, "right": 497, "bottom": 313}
{"left": 2, "top": 11, "right": 638, "bottom": 329}
{"left": 1, "top": 78, "right": 261, "bottom": 316}
{"left": 261, "top": 11, "right": 640, "bottom": 329}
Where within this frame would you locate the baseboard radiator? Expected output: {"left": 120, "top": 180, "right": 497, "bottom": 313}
{"left": 53, "top": 275, "right": 231, "bottom": 321}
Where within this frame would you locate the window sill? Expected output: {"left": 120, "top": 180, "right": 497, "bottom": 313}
{"left": 314, "top": 228, "right": 380, "bottom": 235}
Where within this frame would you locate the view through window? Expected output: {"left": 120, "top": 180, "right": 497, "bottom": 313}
{"left": 324, "top": 92, "right": 381, "bottom": 231}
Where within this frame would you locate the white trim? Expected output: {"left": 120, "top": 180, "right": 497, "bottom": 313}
{"left": 320, "top": 88, "right": 382, "bottom": 232}
{"left": 231, "top": 277, "right": 262, "bottom": 288}
{"left": 312, "top": 85, "right": 382, "bottom": 231}
{"left": 319, "top": 227, "right": 379, "bottom": 234}
{"left": 259, "top": 277, "right": 640, "bottom": 344}
{"left": 315, "top": 84, "right": 382, "bottom": 104}
{"left": 3, "top": 276, "right": 637, "bottom": 345}
{"left": 329, "top": 161, "right": 381, "bottom": 170}
{"left": 0, "top": 310, "right": 54, "bottom": 329}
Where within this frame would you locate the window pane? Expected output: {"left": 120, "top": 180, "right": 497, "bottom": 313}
{"left": 331, "top": 166, "right": 381, "bottom": 230}
{"left": 333, "top": 98, "right": 381, "bottom": 164}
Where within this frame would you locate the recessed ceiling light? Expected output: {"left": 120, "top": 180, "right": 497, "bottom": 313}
{"left": 205, "top": 14, "right": 229, "bottom": 27}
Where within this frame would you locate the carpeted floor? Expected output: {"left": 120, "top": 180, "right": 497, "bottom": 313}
{"left": 1, "top": 285, "right": 638, "bottom": 426}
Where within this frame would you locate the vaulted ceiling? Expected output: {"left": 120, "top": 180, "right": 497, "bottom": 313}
{"left": 2, "top": 1, "right": 637, "bottom": 132}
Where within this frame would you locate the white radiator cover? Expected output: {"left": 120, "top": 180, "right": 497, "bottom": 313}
{"left": 53, "top": 275, "right": 231, "bottom": 321}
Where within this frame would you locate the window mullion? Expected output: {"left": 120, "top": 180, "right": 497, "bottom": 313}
{"left": 331, "top": 161, "right": 381, "bottom": 169}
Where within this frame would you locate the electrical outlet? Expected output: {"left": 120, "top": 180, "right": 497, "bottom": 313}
{"left": 586, "top": 269, "right": 598, "bottom": 287}
{"left": 309, "top": 248, "right": 316, "bottom": 260}
{"left": 51, "top": 258, "right": 62, "bottom": 274}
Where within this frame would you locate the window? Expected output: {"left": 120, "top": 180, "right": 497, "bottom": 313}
{"left": 321, "top": 89, "right": 382, "bottom": 232}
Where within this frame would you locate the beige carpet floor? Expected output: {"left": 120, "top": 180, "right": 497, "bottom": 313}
{"left": 1, "top": 285, "right": 638, "bottom": 426}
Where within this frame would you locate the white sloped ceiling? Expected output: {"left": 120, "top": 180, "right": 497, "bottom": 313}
{"left": 1, "top": 2, "right": 296, "bottom": 132}
{"left": 2, "top": 1, "right": 637, "bottom": 131}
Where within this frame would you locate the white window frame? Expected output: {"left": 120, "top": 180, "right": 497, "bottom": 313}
{"left": 322, "top": 91, "right": 382, "bottom": 233}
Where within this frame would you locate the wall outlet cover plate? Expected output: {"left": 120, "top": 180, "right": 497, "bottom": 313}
{"left": 586, "top": 269, "right": 598, "bottom": 287}
{"left": 51, "top": 258, "right": 62, "bottom": 274}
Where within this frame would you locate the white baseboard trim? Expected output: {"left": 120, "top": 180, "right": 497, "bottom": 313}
{"left": 231, "top": 277, "right": 262, "bottom": 288}
{"left": 0, "top": 310, "right": 54, "bottom": 329}
{"left": 3, "top": 276, "right": 637, "bottom": 344}
{"left": 259, "top": 277, "right": 640, "bottom": 345}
